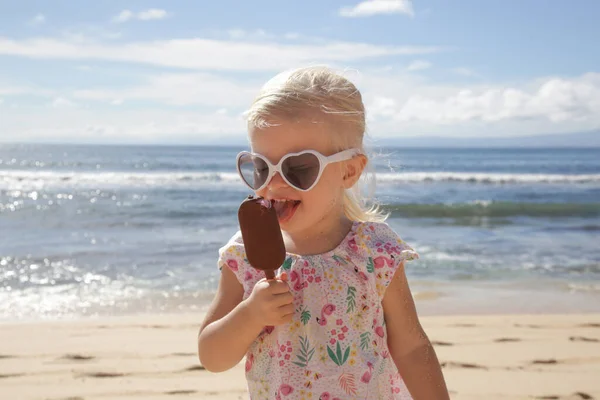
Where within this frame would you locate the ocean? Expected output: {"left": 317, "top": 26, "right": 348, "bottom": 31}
{"left": 1, "top": 143, "right": 599, "bottom": 321}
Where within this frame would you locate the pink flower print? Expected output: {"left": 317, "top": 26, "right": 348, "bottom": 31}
{"left": 227, "top": 259, "right": 238, "bottom": 271}
{"left": 348, "top": 238, "right": 358, "bottom": 252}
{"left": 338, "top": 333, "right": 345, "bottom": 340}
{"left": 331, "top": 329, "right": 337, "bottom": 335}
{"left": 330, "top": 338, "right": 336, "bottom": 345}
{"left": 373, "top": 256, "right": 393, "bottom": 269}
{"left": 311, "top": 268, "right": 316, "bottom": 274}
{"left": 336, "top": 319, "right": 343, "bottom": 326}
{"left": 279, "top": 384, "right": 294, "bottom": 396}
{"left": 342, "top": 326, "right": 348, "bottom": 333}
{"left": 279, "top": 360, "right": 285, "bottom": 366}
{"left": 290, "top": 270, "right": 299, "bottom": 281}
{"left": 303, "top": 268, "right": 310, "bottom": 274}
{"left": 375, "top": 326, "right": 385, "bottom": 338}
{"left": 369, "top": 225, "right": 375, "bottom": 231}
{"left": 287, "top": 347, "right": 292, "bottom": 353}
{"left": 269, "top": 349, "right": 275, "bottom": 358}
{"left": 315, "top": 276, "right": 322, "bottom": 283}
{"left": 322, "top": 304, "right": 335, "bottom": 315}
{"left": 244, "top": 271, "right": 253, "bottom": 281}
{"left": 280, "top": 345, "right": 286, "bottom": 352}
{"left": 284, "top": 354, "right": 291, "bottom": 360}
{"left": 307, "top": 276, "right": 314, "bottom": 283}
{"left": 245, "top": 353, "right": 254, "bottom": 372}
{"left": 354, "top": 266, "right": 368, "bottom": 281}
{"left": 320, "top": 393, "right": 331, "bottom": 400}
{"left": 303, "top": 260, "right": 309, "bottom": 267}
{"left": 377, "top": 247, "right": 383, "bottom": 253}
{"left": 286, "top": 341, "right": 291, "bottom": 346}
{"left": 361, "top": 370, "right": 371, "bottom": 383}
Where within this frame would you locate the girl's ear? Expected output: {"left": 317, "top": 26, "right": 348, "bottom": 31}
{"left": 342, "top": 154, "right": 367, "bottom": 189}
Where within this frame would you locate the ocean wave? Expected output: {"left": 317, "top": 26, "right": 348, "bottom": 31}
{"left": 2, "top": 170, "right": 600, "bottom": 190}
{"left": 376, "top": 172, "right": 600, "bottom": 184}
{"left": 0, "top": 170, "right": 242, "bottom": 190}
{"left": 384, "top": 201, "right": 600, "bottom": 218}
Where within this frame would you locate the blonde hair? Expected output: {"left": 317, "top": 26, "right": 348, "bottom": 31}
{"left": 244, "top": 65, "right": 388, "bottom": 223}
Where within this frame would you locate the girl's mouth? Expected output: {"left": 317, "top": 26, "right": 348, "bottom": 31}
{"left": 272, "top": 200, "right": 301, "bottom": 223}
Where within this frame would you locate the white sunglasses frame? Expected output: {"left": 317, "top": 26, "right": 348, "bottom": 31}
{"left": 236, "top": 148, "right": 361, "bottom": 192}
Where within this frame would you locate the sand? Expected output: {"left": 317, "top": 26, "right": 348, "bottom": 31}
{"left": 1, "top": 313, "right": 599, "bottom": 400}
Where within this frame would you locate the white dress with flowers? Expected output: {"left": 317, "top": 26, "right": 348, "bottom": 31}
{"left": 218, "top": 220, "right": 419, "bottom": 399}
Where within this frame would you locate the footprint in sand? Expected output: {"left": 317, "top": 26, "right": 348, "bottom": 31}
{"left": 61, "top": 354, "right": 95, "bottom": 361}
{"left": 0, "top": 373, "right": 24, "bottom": 379}
{"left": 569, "top": 336, "right": 599, "bottom": 343}
{"left": 431, "top": 341, "right": 454, "bottom": 346}
{"left": 531, "top": 359, "right": 558, "bottom": 365}
{"left": 578, "top": 323, "right": 600, "bottom": 328}
{"left": 183, "top": 365, "right": 206, "bottom": 372}
{"left": 440, "top": 361, "right": 487, "bottom": 370}
{"left": 535, "top": 392, "right": 594, "bottom": 399}
{"left": 165, "top": 390, "right": 197, "bottom": 395}
{"left": 79, "top": 372, "right": 127, "bottom": 378}
{"left": 494, "top": 338, "right": 522, "bottom": 343}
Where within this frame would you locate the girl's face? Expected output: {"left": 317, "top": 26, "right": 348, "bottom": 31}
{"left": 248, "top": 119, "right": 358, "bottom": 238}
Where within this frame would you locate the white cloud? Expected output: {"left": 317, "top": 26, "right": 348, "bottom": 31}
{"left": 111, "top": 10, "right": 133, "bottom": 23}
{"left": 361, "top": 72, "right": 600, "bottom": 128}
{"left": 29, "top": 14, "right": 46, "bottom": 26}
{"left": 3, "top": 71, "right": 600, "bottom": 143}
{"left": 0, "top": 108, "right": 246, "bottom": 144}
{"left": 407, "top": 60, "right": 431, "bottom": 71}
{"left": 51, "top": 97, "right": 77, "bottom": 108}
{"left": 0, "top": 36, "right": 443, "bottom": 71}
{"left": 73, "top": 72, "right": 260, "bottom": 107}
{"left": 452, "top": 67, "right": 477, "bottom": 77}
{"left": 138, "top": 9, "right": 169, "bottom": 21}
{"left": 111, "top": 9, "right": 169, "bottom": 23}
{"left": 339, "top": 0, "right": 414, "bottom": 18}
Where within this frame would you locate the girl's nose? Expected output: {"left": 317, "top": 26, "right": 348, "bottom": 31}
{"left": 267, "top": 172, "right": 289, "bottom": 190}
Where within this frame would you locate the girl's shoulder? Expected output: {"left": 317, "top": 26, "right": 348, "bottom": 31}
{"left": 352, "top": 220, "right": 419, "bottom": 262}
{"left": 217, "top": 231, "right": 249, "bottom": 275}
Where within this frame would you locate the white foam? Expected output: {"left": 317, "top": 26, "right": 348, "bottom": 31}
{"left": 0, "top": 170, "right": 242, "bottom": 190}
{"left": 1, "top": 170, "right": 599, "bottom": 190}
{"left": 376, "top": 172, "right": 600, "bottom": 184}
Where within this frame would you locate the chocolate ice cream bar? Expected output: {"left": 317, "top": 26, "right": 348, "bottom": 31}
{"left": 238, "top": 195, "right": 286, "bottom": 279}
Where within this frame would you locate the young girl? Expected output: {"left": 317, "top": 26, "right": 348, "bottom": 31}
{"left": 198, "top": 66, "right": 449, "bottom": 399}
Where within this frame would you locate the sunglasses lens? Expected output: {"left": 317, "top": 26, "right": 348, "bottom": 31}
{"left": 282, "top": 153, "right": 321, "bottom": 190}
{"left": 238, "top": 153, "right": 269, "bottom": 189}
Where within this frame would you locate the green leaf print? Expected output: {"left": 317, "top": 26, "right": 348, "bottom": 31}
{"left": 346, "top": 286, "right": 356, "bottom": 313}
{"left": 281, "top": 257, "right": 292, "bottom": 271}
{"left": 342, "top": 346, "right": 350, "bottom": 364}
{"left": 292, "top": 335, "right": 315, "bottom": 368}
{"left": 360, "top": 332, "right": 371, "bottom": 350}
{"left": 300, "top": 309, "right": 311, "bottom": 325}
{"left": 327, "top": 341, "right": 350, "bottom": 366}
{"left": 335, "top": 342, "right": 343, "bottom": 365}
{"left": 327, "top": 345, "right": 340, "bottom": 366}
{"left": 366, "top": 257, "right": 374, "bottom": 273}
{"left": 332, "top": 254, "right": 348, "bottom": 265}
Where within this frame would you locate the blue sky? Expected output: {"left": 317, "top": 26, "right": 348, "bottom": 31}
{"left": 1, "top": 0, "right": 599, "bottom": 144}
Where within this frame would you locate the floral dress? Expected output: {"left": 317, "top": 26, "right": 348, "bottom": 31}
{"left": 218, "top": 220, "right": 419, "bottom": 399}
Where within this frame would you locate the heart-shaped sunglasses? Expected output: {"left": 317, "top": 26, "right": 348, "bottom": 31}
{"left": 236, "top": 148, "right": 361, "bottom": 192}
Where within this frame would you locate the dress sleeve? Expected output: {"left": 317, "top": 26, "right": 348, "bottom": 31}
{"left": 217, "top": 232, "right": 247, "bottom": 285}
{"left": 366, "top": 222, "right": 419, "bottom": 298}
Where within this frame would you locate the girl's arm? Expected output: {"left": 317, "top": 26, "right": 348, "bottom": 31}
{"left": 383, "top": 261, "right": 450, "bottom": 400}
{"left": 198, "top": 267, "right": 293, "bottom": 372}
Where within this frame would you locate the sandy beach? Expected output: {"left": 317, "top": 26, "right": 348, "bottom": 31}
{"left": 1, "top": 312, "right": 599, "bottom": 400}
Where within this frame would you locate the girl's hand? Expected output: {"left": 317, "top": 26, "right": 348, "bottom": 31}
{"left": 244, "top": 272, "right": 294, "bottom": 327}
